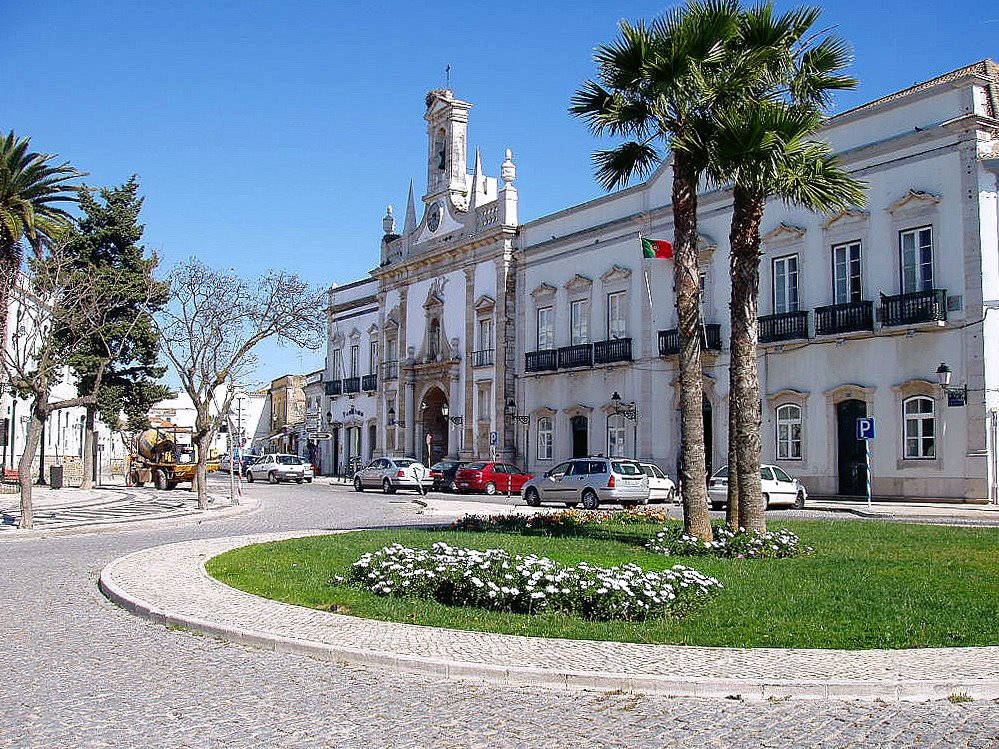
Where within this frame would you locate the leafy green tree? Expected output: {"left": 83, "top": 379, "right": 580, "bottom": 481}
{"left": 0, "top": 131, "right": 82, "bottom": 341}
{"left": 60, "top": 177, "right": 171, "bottom": 488}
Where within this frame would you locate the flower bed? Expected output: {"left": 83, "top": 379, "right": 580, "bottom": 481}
{"left": 341, "top": 541, "right": 722, "bottom": 621}
{"left": 646, "top": 523, "right": 812, "bottom": 559}
{"left": 452, "top": 507, "right": 673, "bottom": 533}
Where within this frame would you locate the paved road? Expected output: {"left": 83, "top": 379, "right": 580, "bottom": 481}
{"left": 2, "top": 480, "right": 998, "bottom": 749}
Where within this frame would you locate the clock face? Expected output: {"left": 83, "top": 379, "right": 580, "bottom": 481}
{"left": 427, "top": 201, "right": 442, "bottom": 232}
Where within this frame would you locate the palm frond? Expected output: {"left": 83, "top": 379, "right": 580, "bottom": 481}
{"left": 592, "top": 141, "right": 662, "bottom": 191}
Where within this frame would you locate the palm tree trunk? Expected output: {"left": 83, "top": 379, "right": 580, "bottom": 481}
{"left": 17, "top": 395, "right": 48, "bottom": 529}
{"left": 80, "top": 406, "right": 96, "bottom": 490}
{"left": 725, "top": 383, "right": 740, "bottom": 529}
{"left": 0, "top": 242, "right": 20, "bottom": 348}
{"left": 672, "top": 157, "right": 712, "bottom": 541}
{"left": 729, "top": 186, "right": 766, "bottom": 534}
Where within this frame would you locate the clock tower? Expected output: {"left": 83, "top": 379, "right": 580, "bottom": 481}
{"left": 423, "top": 88, "right": 472, "bottom": 210}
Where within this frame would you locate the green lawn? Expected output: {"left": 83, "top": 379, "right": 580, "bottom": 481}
{"left": 206, "top": 520, "right": 999, "bottom": 649}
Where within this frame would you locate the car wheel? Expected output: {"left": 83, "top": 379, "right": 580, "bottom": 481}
{"left": 268, "top": 471, "right": 279, "bottom": 484}
{"left": 246, "top": 471, "right": 254, "bottom": 483}
{"left": 524, "top": 487, "right": 541, "bottom": 507}
{"left": 484, "top": 482, "right": 497, "bottom": 496}
{"left": 155, "top": 470, "right": 169, "bottom": 491}
{"left": 793, "top": 491, "right": 805, "bottom": 509}
{"left": 353, "top": 477, "right": 364, "bottom": 492}
{"left": 448, "top": 480, "right": 458, "bottom": 492}
{"left": 305, "top": 478, "right": 313, "bottom": 483}
{"left": 382, "top": 479, "right": 395, "bottom": 495}
{"left": 581, "top": 490, "right": 599, "bottom": 511}
{"left": 295, "top": 478, "right": 304, "bottom": 484}
{"left": 638, "top": 494, "right": 649, "bottom": 506}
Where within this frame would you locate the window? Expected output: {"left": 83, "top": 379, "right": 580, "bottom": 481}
{"left": 385, "top": 337, "right": 397, "bottom": 363}
{"left": 537, "top": 306, "right": 554, "bottom": 349}
{"left": 569, "top": 299, "right": 589, "bottom": 345}
{"left": 903, "top": 396, "right": 935, "bottom": 459}
{"left": 349, "top": 345, "right": 359, "bottom": 378}
{"left": 369, "top": 341, "right": 378, "bottom": 375}
{"left": 332, "top": 349, "right": 343, "bottom": 379}
{"left": 900, "top": 226, "right": 933, "bottom": 293}
{"left": 607, "top": 413, "right": 626, "bottom": 457}
{"left": 761, "top": 466, "right": 774, "bottom": 481}
{"left": 776, "top": 404, "right": 802, "bottom": 460}
{"left": 833, "top": 241, "right": 863, "bottom": 304}
{"left": 429, "top": 318, "right": 441, "bottom": 359}
{"left": 537, "top": 416, "right": 553, "bottom": 460}
{"left": 478, "top": 317, "right": 493, "bottom": 351}
{"left": 477, "top": 385, "right": 491, "bottom": 420}
{"left": 773, "top": 255, "right": 799, "bottom": 313}
{"left": 607, "top": 291, "right": 627, "bottom": 339}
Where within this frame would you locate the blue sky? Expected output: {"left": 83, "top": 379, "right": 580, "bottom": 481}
{"left": 4, "top": 1, "right": 996, "bottom": 384}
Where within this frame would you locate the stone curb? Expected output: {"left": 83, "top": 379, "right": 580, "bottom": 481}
{"left": 100, "top": 531, "right": 999, "bottom": 703}
{"left": 0, "top": 489, "right": 258, "bottom": 541}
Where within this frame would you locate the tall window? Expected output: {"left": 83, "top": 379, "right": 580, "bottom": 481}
{"left": 903, "top": 396, "right": 935, "bottom": 459}
{"left": 607, "top": 291, "right": 627, "bottom": 339}
{"left": 537, "top": 416, "right": 553, "bottom": 460}
{"left": 537, "top": 306, "right": 555, "bottom": 349}
{"left": 332, "top": 349, "right": 343, "bottom": 380}
{"left": 607, "top": 413, "right": 626, "bottom": 457}
{"left": 900, "top": 226, "right": 933, "bottom": 293}
{"left": 429, "top": 318, "right": 441, "bottom": 359}
{"left": 775, "top": 404, "right": 802, "bottom": 460}
{"left": 478, "top": 385, "right": 492, "bottom": 420}
{"left": 349, "top": 345, "right": 359, "bottom": 378}
{"left": 773, "top": 255, "right": 799, "bottom": 313}
{"left": 385, "top": 337, "right": 397, "bottom": 363}
{"left": 368, "top": 341, "right": 378, "bottom": 375}
{"left": 569, "top": 299, "right": 589, "bottom": 345}
{"left": 833, "top": 241, "right": 863, "bottom": 304}
{"left": 478, "top": 317, "right": 493, "bottom": 351}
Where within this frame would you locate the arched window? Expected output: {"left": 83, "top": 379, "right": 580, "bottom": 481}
{"left": 903, "top": 396, "right": 935, "bottom": 459}
{"left": 776, "top": 404, "right": 802, "bottom": 460}
{"left": 429, "top": 318, "right": 441, "bottom": 360}
{"left": 537, "top": 416, "right": 553, "bottom": 460}
{"left": 607, "top": 413, "right": 626, "bottom": 458}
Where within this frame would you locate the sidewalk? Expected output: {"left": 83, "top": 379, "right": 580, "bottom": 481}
{"left": 101, "top": 530, "right": 999, "bottom": 703}
{"left": 807, "top": 499, "right": 999, "bottom": 524}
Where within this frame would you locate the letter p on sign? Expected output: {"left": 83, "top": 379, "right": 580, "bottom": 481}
{"left": 856, "top": 417, "right": 876, "bottom": 440}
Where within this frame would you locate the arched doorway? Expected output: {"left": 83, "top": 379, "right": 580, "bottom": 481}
{"left": 419, "top": 386, "right": 449, "bottom": 464}
{"left": 571, "top": 415, "right": 588, "bottom": 458}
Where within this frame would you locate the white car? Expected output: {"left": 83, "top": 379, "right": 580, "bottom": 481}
{"left": 707, "top": 464, "right": 807, "bottom": 509}
{"left": 353, "top": 457, "right": 433, "bottom": 494}
{"left": 246, "top": 454, "right": 314, "bottom": 484}
{"left": 638, "top": 462, "right": 677, "bottom": 504}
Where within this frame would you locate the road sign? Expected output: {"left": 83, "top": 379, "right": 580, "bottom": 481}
{"left": 856, "top": 417, "right": 876, "bottom": 441}
{"left": 307, "top": 432, "right": 332, "bottom": 440}
{"left": 489, "top": 431, "right": 498, "bottom": 446}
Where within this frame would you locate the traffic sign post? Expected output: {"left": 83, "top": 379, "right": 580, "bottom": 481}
{"left": 857, "top": 417, "right": 876, "bottom": 508}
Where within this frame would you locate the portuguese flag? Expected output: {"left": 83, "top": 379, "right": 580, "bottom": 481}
{"left": 641, "top": 236, "right": 674, "bottom": 260}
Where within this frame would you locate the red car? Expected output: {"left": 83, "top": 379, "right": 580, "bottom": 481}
{"left": 453, "top": 462, "right": 533, "bottom": 495}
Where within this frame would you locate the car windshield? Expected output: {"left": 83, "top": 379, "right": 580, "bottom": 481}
{"left": 611, "top": 461, "right": 642, "bottom": 476}
{"left": 463, "top": 462, "right": 487, "bottom": 470}
{"left": 431, "top": 461, "right": 457, "bottom": 470}
{"left": 277, "top": 456, "right": 302, "bottom": 465}
{"left": 714, "top": 466, "right": 730, "bottom": 478}
{"left": 394, "top": 459, "right": 417, "bottom": 467}
{"left": 773, "top": 466, "right": 793, "bottom": 482}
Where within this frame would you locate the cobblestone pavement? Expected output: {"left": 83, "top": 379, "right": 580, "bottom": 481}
{"left": 2, "top": 480, "right": 998, "bottom": 748}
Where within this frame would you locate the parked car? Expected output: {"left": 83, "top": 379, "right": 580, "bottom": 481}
{"left": 707, "top": 464, "right": 807, "bottom": 509}
{"left": 353, "top": 457, "right": 433, "bottom": 494}
{"left": 239, "top": 454, "right": 261, "bottom": 476}
{"left": 453, "top": 462, "right": 533, "bottom": 495}
{"left": 521, "top": 457, "right": 649, "bottom": 510}
{"left": 246, "top": 454, "right": 314, "bottom": 484}
{"left": 638, "top": 462, "right": 677, "bottom": 504}
{"left": 429, "top": 460, "right": 468, "bottom": 492}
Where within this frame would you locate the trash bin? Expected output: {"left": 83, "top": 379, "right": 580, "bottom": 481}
{"left": 49, "top": 465, "right": 64, "bottom": 489}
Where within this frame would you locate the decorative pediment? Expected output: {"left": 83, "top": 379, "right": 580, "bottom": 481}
{"left": 474, "top": 294, "right": 496, "bottom": 312}
{"left": 423, "top": 276, "right": 449, "bottom": 309}
{"left": 531, "top": 282, "right": 557, "bottom": 301}
{"left": 762, "top": 223, "right": 806, "bottom": 245}
{"left": 891, "top": 378, "right": 938, "bottom": 398}
{"left": 824, "top": 383, "right": 875, "bottom": 404}
{"left": 561, "top": 403, "right": 593, "bottom": 418}
{"left": 565, "top": 274, "right": 593, "bottom": 293}
{"left": 331, "top": 330, "right": 345, "bottom": 346}
{"left": 887, "top": 189, "right": 941, "bottom": 215}
{"left": 822, "top": 208, "right": 869, "bottom": 230}
{"left": 367, "top": 323, "right": 379, "bottom": 336}
{"left": 348, "top": 327, "right": 361, "bottom": 341}
{"left": 766, "top": 388, "right": 810, "bottom": 405}
{"left": 600, "top": 265, "right": 632, "bottom": 284}
{"left": 697, "top": 233, "right": 717, "bottom": 257}
{"left": 534, "top": 405, "right": 557, "bottom": 419}
{"left": 384, "top": 308, "right": 400, "bottom": 330}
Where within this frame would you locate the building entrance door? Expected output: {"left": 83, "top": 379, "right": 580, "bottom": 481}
{"left": 837, "top": 399, "right": 868, "bottom": 495}
{"left": 419, "top": 387, "right": 449, "bottom": 463}
{"left": 571, "top": 415, "right": 588, "bottom": 458}
{"left": 702, "top": 396, "right": 713, "bottom": 479}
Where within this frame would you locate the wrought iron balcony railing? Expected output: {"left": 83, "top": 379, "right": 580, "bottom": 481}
{"left": 658, "top": 324, "right": 722, "bottom": 357}
{"left": 382, "top": 360, "right": 398, "bottom": 381}
{"left": 361, "top": 374, "right": 377, "bottom": 391}
{"left": 593, "top": 338, "right": 633, "bottom": 364}
{"left": 343, "top": 377, "right": 361, "bottom": 394}
{"left": 814, "top": 300, "right": 874, "bottom": 336}
{"left": 525, "top": 349, "right": 558, "bottom": 373}
{"left": 557, "top": 343, "right": 593, "bottom": 369}
{"left": 759, "top": 311, "right": 809, "bottom": 343}
{"left": 880, "top": 289, "right": 947, "bottom": 327}
{"left": 472, "top": 349, "right": 494, "bottom": 367}
{"left": 325, "top": 379, "right": 342, "bottom": 396}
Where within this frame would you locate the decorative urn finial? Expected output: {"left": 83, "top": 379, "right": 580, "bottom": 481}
{"left": 501, "top": 148, "right": 516, "bottom": 186}
{"left": 382, "top": 205, "right": 396, "bottom": 235}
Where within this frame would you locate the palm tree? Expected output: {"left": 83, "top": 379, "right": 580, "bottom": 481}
{"left": 570, "top": 1, "right": 752, "bottom": 540}
{"left": 709, "top": 18, "right": 867, "bottom": 531}
{"left": 0, "top": 131, "right": 82, "bottom": 340}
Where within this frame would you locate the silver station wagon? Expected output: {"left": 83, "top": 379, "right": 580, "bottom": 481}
{"left": 521, "top": 457, "right": 650, "bottom": 510}
{"left": 353, "top": 457, "right": 433, "bottom": 494}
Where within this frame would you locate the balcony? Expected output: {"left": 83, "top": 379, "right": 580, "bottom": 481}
{"left": 814, "top": 300, "right": 874, "bottom": 336}
{"left": 558, "top": 343, "right": 593, "bottom": 369}
{"left": 593, "top": 338, "right": 633, "bottom": 364}
{"left": 525, "top": 349, "right": 558, "bottom": 373}
{"left": 344, "top": 377, "right": 361, "bottom": 394}
{"left": 382, "top": 360, "right": 398, "bottom": 381}
{"left": 325, "top": 379, "right": 342, "bottom": 396}
{"left": 759, "top": 311, "right": 809, "bottom": 343}
{"left": 658, "top": 324, "right": 722, "bottom": 357}
{"left": 472, "top": 349, "right": 494, "bottom": 367}
{"left": 880, "top": 289, "right": 947, "bottom": 327}
{"left": 362, "top": 374, "right": 377, "bottom": 391}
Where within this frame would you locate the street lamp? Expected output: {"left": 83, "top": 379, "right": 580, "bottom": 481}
{"left": 608, "top": 390, "right": 638, "bottom": 458}
{"left": 936, "top": 362, "right": 967, "bottom": 403}
{"left": 506, "top": 398, "right": 530, "bottom": 467}
{"left": 441, "top": 402, "right": 463, "bottom": 454}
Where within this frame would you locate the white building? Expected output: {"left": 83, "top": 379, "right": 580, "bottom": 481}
{"left": 326, "top": 61, "right": 999, "bottom": 502}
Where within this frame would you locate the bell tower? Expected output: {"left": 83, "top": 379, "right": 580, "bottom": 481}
{"left": 423, "top": 89, "right": 472, "bottom": 209}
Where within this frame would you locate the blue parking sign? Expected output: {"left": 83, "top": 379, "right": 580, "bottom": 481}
{"left": 489, "top": 431, "right": 498, "bottom": 446}
{"left": 856, "top": 417, "right": 876, "bottom": 440}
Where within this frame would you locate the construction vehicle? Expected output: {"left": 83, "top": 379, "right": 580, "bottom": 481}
{"left": 126, "top": 427, "right": 218, "bottom": 490}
